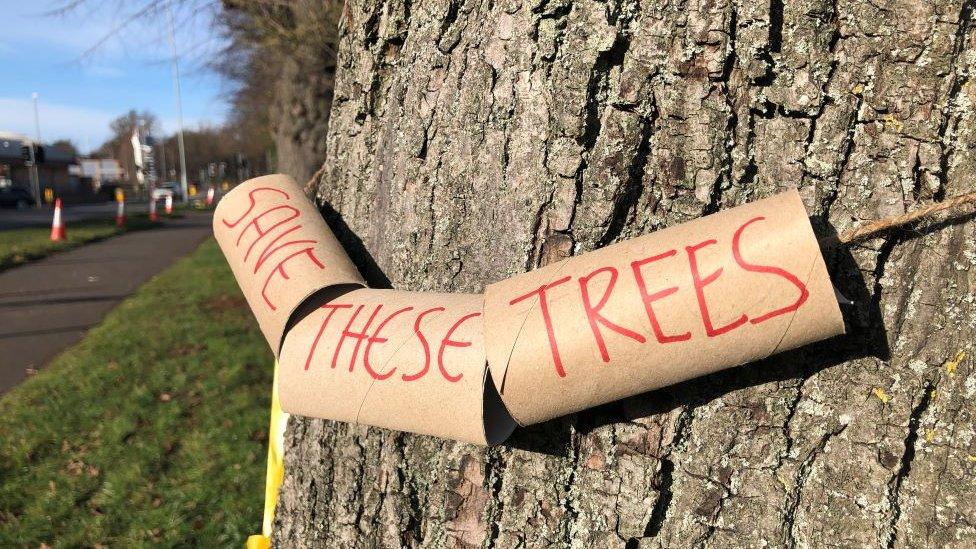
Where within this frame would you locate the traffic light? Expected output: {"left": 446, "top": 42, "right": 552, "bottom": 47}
{"left": 18, "top": 144, "right": 45, "bottom": 163}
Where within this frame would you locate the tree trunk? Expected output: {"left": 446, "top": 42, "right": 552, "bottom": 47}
{"left": 271, "top": 54, "right": 336, "bottom": 185}
{"left": 273, "top": 0, "right": 976, "bottom": 546}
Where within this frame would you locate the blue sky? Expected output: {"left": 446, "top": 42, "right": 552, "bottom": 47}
{"left": 0, "top": 0, "right": 228, "bottom": 153}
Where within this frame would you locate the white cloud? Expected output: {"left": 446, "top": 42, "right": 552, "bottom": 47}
{"left": 0, "top": 97, "right": 115, "bottom": 153}
{"left": 0, "top": 97, "right": 224, "bottom": 155}
{"left": 0, "top": 2, "right": 230, "bottom": 152}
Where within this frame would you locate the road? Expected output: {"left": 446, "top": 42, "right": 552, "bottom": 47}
{"left": 0, "top": 201, "right": 159, "bottom": 230}
{"left": 0, "top": 212, "right": 214, "bottom": 393}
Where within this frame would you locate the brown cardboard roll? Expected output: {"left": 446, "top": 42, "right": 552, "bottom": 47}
{"left": 484, "top": 189, "right": 845, "bottom": 426}
{"left": 213, "top": 174, "right": 366, "bottom": 355}
{"left": 278, "top": 289, "right": 516, "bottom": 445}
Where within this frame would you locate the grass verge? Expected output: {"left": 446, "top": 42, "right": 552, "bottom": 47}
{"left": 0, "top": 212, "right": 182, "bottom": 272}
{"left": 0, "top": 239, "right": 272, "bottom": 546}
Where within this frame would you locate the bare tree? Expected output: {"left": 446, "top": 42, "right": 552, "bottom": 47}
{"left": 49, "top": 139, "right": 79, "bottom": 157}
{"left": 50, "top": 0, "right": 316, "bottom": 181}
{"left": 274, "top": 0, "right": 976, "bottom": 547}
{"left": 219, "top": 0, "right": 344, "bottom": 182}
{"left": 95, "top": 110, "right": 157, "bottom": 186}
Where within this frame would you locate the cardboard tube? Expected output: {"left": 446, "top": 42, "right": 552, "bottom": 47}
{"left": 484, "top": 189, "right": 845, "bottom": 426}
{"left": 214, "top": 175, "right": 366, "bottom": 354}
{"left": 278, "top": 289, "right": 516, "bottom": 445}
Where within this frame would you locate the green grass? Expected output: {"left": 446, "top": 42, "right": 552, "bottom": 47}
{"left": 0, "top": 239, "right": 272, "bottom": 547}
{"left": 0, "top": 213, "right": 174, "bottom": 272}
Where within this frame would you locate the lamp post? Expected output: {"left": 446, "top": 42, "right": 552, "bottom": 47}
{"left": 166, "top": 6, "right": 189, "bottom": 203}
{"left": 30, "top": 92, "right": 41, "bottom": 208}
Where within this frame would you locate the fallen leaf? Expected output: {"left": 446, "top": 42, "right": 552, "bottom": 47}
{"left": 66, "top": 459, "right": 84, "bottom": 476}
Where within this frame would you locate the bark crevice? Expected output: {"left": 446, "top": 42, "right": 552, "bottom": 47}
{"left": 885, "top": 381, "right": 935, "bottom": 549}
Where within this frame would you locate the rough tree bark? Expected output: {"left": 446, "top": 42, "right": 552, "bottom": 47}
{"left": 271, "top": 53, "right": 337, "bottom": 185}
{"left": 273, "top": 0, "right": 976, "bottom": 546}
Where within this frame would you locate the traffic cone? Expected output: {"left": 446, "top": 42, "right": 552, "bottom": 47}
{"left": 50, "top": 198, "right": 67, "bottom": 241}
{"left": 206, "top": 186, "right": 215, "bottom": 206}
{"left": 149, "top": 197, "right": 159, "bottom": 222}
{"left": 165, "top": 194, "right": 173, "bottom": 215}
{"left": 116, "top": 197, "right": 127, "bottom": 227}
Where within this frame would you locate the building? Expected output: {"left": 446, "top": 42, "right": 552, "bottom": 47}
{"left": 72, "top": 158, "right": 127, "bottom": 189}
{"left": 0, "top": 132, "right": 79, "bottom": 200}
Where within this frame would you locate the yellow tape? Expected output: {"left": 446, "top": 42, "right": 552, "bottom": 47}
{"left": 247, "top": 361, "right": 289, "bottom": 548}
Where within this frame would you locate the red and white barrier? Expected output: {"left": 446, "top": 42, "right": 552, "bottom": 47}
{"left": 165, "top": 194, "right": 173, "bottom": 215}
{"left": 50, "top": 198, "right": 66, "bottom": 241}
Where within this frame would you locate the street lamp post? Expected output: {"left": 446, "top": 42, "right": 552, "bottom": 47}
{"left": 30, "top": 92, "right": 42, "bottom": 208}
{"left": 166, "top": 7, "right": 189, "bottom": 203}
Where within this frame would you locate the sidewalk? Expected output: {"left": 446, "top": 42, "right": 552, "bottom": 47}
{"left": 0, "top": 212, "right": 214, "bottom": 393}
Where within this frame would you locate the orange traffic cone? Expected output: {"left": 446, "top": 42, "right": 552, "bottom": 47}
{"left": 206, "top": 186, "right": 215, "bottom": 206}
{"left": 116, "top": 197, "right": 127, "bottom": 227}
{"left": 50, "top": 198, "right": 66, "bottom": 241}
{"left": 165, "top": 194, "right": 173, "bottom": 215}
{"left": 149, "top": 197, "right": 159, "bottom": 222}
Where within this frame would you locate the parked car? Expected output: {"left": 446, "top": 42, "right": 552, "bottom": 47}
{"left": 152, "top": 182, "right": 183, "bottom": 201}
{"left": 0, "top": 186, "right": 36, "bottom": 209}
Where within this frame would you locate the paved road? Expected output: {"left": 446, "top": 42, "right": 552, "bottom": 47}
{"left": 0, "top": 202, "right": 153, "bottom": 230}
{"left": 0, "top": 212, "right": 214, "bottom": 393}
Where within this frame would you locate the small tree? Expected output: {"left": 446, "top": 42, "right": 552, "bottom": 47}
{"left": 96, "top": 110, "right": 157, "bottom": 187}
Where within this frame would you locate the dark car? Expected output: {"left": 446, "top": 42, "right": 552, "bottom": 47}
{"left": 0, "top": 186, "right": 36, "bottom": 209}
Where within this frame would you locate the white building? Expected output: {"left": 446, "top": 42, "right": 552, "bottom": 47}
{"left": 72, "top": 158, "right": 127, "bottom": 188}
